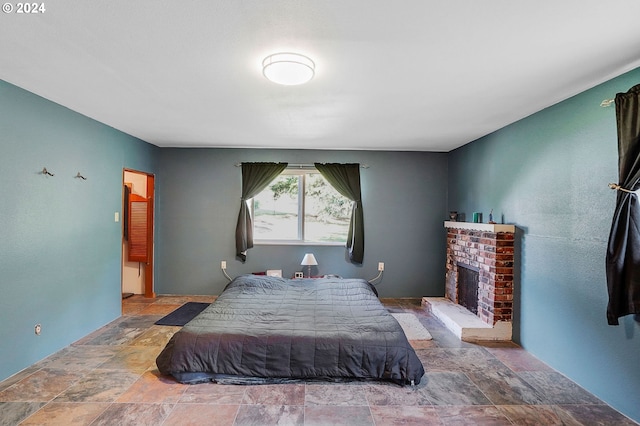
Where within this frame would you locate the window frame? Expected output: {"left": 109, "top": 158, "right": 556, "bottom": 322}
{"left": 251, "top": 167, "right": 348, "bottom": 247}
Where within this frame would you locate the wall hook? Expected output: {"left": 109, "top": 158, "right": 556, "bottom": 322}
{"left": 42, "top": 167, "right": 54, "bottom": 176}
{"left": 600, "top": 98, "right": 615, "bottom": 107}
{"left": 75, "top": 172, "right": 87, "bottom": 180}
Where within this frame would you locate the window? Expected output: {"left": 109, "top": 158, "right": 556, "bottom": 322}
{"left": 252, "top": 168, "right": 353, "bottom": 244}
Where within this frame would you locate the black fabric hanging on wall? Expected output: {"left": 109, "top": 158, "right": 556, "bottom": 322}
{"left": 605, "top": 84, "right": 640, "bottom": 325}
{"left": 315, "top": 163, "right": 364, "bottom": 264}
{"left": 235, "top": 162, "right": 288, "bottom": 262}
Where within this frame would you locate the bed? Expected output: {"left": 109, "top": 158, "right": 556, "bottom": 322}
{"left": 156, "top": 274, "right": 425, "bottom": 385}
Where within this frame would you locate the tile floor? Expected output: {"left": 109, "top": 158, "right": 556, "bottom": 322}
{"left": 0, "top": 295, "right": 637, "bottom": 425}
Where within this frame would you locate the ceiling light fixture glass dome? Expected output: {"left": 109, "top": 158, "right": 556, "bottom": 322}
{"left": 262, "top": 52, "right": 315, "bottom": 86}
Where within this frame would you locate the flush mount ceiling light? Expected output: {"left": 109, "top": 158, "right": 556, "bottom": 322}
{"left": 262, "top": 52, "right": 315, "bottom": 86}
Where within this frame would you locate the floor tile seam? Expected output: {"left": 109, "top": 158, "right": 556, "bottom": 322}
{"left": 512, "top": 371, "right": 574, "bottom": 405}
{"left": 105, "top": 401, "right": 180, "bottom": 406}
{"left": 59, "top": 399, "right": 175, "bottom": 426}
{"left": 52, "top": 371, "right": 147, "bottom": 405}
{"left": 84, "top": 401, "right": 140, "bottom": 426}
{"left": 514, "top": 373, "right": 606, "bottom": 406}
{"left": 542, "top": 404, "right": 595, "bottom": 425}
{"left": 553, "top": 402, "right": 616, "bottom": 406}
{"left": 238, "top": 403, "right": 307, "bottom": 406}
{"left": 117, "top": 374, "right": 190, "bottom": 404}
{"left": 71, "top": 342, "right": 117, "bottom": 348}
{"left": 121, "top": 343, "right": 166, "bottom": 350}
{"left": 175, "top": 400, "right": 247, "bottom": 405}
{"left": 552, "top": 404, "right": 640, "bottom": 426}
{"left": 7, "top": 367, "right": 91, "bottom": 405}
{"left": 1, "top": 365, "right": 44, "bottom": 382}
{"left": 81, "top": 364, "right": 147, "bottom": 374}
{"left": 170, "top": 401, "right": 242, "bottom": 406}
{"left": 361, "top": 384, "right": 435, "bottom": 408}
{"left": 366, "top": 403, "right": 375, "bottom": 425}
{"left": 494, "top": 402, "right": 560, "bottom": 421}
{"left": 10, "top": 401, "right": 50, "bottom": 425}
{"left": 91, "top": 353, "right": 149, "bottom": 373}
{"left": 431, "top": 404, "right": 511, "bottom": 425}
{"left": 431, "top": 404, "right": 473, "bottom": 426}
{"left": 48, "top": 401, "right": 111, "bottom": 426}
{"left": 538, "top": 371, "right": 603, "bottom": 404}
{"left": 433, "top": 403, "right": 502, "bottom": 408}
{"left": 230, "top": 402, "right": 241, "bottom": 426}
{"left": 460, "top": 370, "right": 497, "bottom": 408}
{"left": 20, "top": 398, "right": 110, "bottom": 426}
{"left": 61, "top": 345, "right": 120, "bottom": 368}
{"left": 0, "top": 368, "right": 47, "bottom": 396}
{"left": 430, "top": 412, "right": 448, "bottom": 426}
{"left": 0, "top": 396, "right": 51, "bottom": 403}
{"left": 464, "top": 360, "right": 550, "bottom": 405}
{"left": 0, "top": 401, "right": 39, "bottom": 425}
{"left": 486, "top": 356, "right": 520, "bottom": 376}
{"left": 61, "top": 353, "right": 121, "bottom": 375}
{"left": 303, "top": 400, "right": 372, "bottom": 407}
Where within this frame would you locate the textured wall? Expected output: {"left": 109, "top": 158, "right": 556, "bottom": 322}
{"left": 154, "top": 148, "right": 448, "bottom": 298}
{"left": 0, "top": 80, "right": 158, "bottom": 382}
{"left": 448, "top": 67, "right": 640, "bottom": 422}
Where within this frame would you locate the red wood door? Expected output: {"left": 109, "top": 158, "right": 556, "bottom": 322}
{"left": 123, "top": 170, "right": 155, "bottom": 298}
{"left": 128, "top": 193, "right": 149, "bottom": 263}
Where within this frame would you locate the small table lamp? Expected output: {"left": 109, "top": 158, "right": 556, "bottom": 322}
{"left": 301, "top": 253, "right": 318, "bottom": 278}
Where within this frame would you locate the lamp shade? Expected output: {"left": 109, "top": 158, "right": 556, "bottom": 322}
{"left": 301, "top": 253, "right": 318, "bottom": 266}
{"left": 262, "top": 53, "right": 315, "bottom": 86}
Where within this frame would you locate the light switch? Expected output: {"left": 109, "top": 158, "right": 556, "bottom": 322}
{"left": 115, "top": 212, "right": 120, "bottom": 222}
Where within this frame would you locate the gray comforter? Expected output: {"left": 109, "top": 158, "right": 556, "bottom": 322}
{"left": 156, "top": 275, "right": 425, "bottom": 385}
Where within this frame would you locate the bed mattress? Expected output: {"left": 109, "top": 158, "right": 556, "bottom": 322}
{"left": 156, "top": 275, "right": 425, "bottom": 385}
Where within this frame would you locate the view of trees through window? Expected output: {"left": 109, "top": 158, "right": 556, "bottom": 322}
{"left": 253, "top": 171, "right": 352, "bottom": 243}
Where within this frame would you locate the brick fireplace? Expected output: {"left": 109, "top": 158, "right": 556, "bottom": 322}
{"left": 423, "top": 221, "right": 516, "bottom": 341}
{"left": 445, "top": 222, "right": 515, "bottom": 325}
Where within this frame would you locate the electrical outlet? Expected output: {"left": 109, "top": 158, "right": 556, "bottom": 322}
{"left": 378, "top": 262, "right": 385, "bottom": 271}
{"left": 221, "top": 260, "right": 227, "bottom": 269}
{"left": 34, "top": 324, "right": 42, "bottom": 335}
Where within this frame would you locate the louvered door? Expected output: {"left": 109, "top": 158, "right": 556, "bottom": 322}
{"left": 128, "top": 193, "right": 149, "bottom": 263}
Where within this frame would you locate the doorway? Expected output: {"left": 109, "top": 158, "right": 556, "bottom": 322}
{"left": 122, "top": 169, "right": 155, "bottom": 299}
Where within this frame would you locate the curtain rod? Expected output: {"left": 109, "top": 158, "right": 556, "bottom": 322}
{"left": 234, "top": 163, "right": 369, "bottom": 168}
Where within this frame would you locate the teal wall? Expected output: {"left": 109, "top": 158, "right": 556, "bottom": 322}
{"left": 448, "top": 67, "right": 640, "bottom": 422}
{"left": 0, "top": 80, "right": 159, "bottom": 382}
{"left": 155, "top": 148, "right": 448, "bottom": 297}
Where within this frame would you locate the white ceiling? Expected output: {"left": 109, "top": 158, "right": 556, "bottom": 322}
{"left": 2, "top": 1, "right": 640, "bottom": 152}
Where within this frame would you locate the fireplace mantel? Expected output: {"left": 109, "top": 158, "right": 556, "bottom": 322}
{"left": 444, "top": 221, "right": 515, "bottom": 233}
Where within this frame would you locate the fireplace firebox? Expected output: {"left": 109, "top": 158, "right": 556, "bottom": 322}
{"left": 457, "top": 264, "right": 479, "bottom": 315}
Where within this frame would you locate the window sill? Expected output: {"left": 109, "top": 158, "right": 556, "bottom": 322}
{"left": 254, "top": 240, "right": 346, "bottom": 247}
